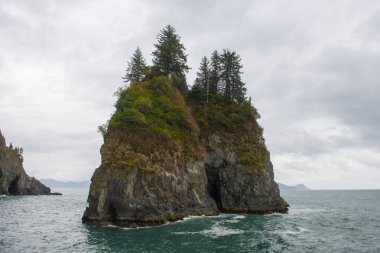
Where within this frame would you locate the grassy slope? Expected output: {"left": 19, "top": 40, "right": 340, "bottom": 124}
{"left": 104, "top": 76, "right": 268, "bottom": 172}
{"left": 103, "top": 76, "right": 203, "bottom": 171}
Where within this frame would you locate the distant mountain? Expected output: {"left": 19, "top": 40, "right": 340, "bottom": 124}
{"left": 278, "top": 183, "right": 310, "bottom": 190}
{"left": 39, "top": 179, "right": 90, "bottom": 188}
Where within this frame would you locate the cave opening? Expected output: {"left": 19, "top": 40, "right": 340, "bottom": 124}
{"left": 109, "top": 204, "right": 117, "bottom": 224}
{"left": 205, "top": 165, "right": 222, "bottom": 209}
{"left": 8, "top": 176, "right": 20, "bottom": 195}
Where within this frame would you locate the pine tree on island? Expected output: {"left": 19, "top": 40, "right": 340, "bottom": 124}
{"left": 209, "top": 50, "right": 222, "bottom": 95}
{"left": 122, "top": 47, "right": 147, "bottom": 84}
{"left": 190, "top": 49, "right": 247, "bottom": 105}
{"left": 152, "top": 25, "right": 189, "bottom": 94}
{"left": 119, "top": 26, "right": 248, "bottom": 108}
{"left": 220, "top": 49, "right": 246, "bottom": 104}
{"left": 192, "top": 56, "right": 211, "bottom": 103}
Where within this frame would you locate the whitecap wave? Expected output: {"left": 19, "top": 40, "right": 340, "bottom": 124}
{"left": 174, "top": 222, "right": 245, "bottom": 238}
{"left": 174, "top": 213, "right": 224, "bottom": 223}
{"left": 224, "top": 219, "right": 240, "bottom": 224}
{"left": 105, "top": 224, "right": 118, "bottom": 228}
{"left": 221, "top": 214, "right": 246, "bottom": 223}
{"left": 232, "top": 215, "right": 246, "bottom": 219}
{"left": 283, "top": 227, "right": 308, "bottom": 235}
{"left": 182, "top": 215, "right": 206, "bottom": 221}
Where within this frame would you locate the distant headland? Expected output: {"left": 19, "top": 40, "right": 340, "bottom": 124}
{"left": 278, "top": 183, "right": 310, "bottom": 190}
{"left": 0, "top": 130, "right": 61, "bottom": 196}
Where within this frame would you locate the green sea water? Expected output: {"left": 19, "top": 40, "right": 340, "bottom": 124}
{"left": 0, "top": 189, "right": 379, "bottom": 253}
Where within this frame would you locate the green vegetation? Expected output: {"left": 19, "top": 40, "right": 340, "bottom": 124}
{"left": 152, "top": 25, "right": 189, "bottom": 94}
{"left": 97, "top": 122, "right": 108, "bottom": 141}
{"left": 99, "top": 25, "right": 265, "bottom": 170}
{"left": 192, "top": 56, "right": 210, "bottom": 103}
{"left": 189, "top": 49, "right": 247, "bottom": 105}
{"left": 7, "top": 142, "right": 24, "bottom": 163}
{"left": 109, "top": 76, "right": 194, "bottom": 141}
{"left": 187, "top": 48, "right": 257, "bottom": 134}
{"left": 189, "top": 97, "right": 260, "bottom": 134}
{"left": 100, "top": 25, "right": 261, "bottom": 138}
{"left": 209, "top": 50, "right": 221, "bottom": 95}
{"left": 122, "top": 47, "right": 147, "bottom": 84}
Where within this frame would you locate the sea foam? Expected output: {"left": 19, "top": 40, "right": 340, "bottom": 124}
{"left": 174, "top": 222, "right": 245, "bottom": 238}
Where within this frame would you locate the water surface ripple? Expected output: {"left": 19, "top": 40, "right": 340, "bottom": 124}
{"left": 1, "top": 189, "right": 379, "bottom": 252}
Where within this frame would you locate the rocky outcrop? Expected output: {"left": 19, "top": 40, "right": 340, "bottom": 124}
{"left": 205, "top": 133, "right": 288, "bottom": 214}
{"left": 83, "top": 130, "right": 218, "bottom": 227}
{"left": 0, "top": 130, "right": 59, "bottom": 195}
{"left": 83, "top": 77, "right": 287, "bottom": 228}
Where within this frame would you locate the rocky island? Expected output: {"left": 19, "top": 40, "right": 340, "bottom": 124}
{"left": 0, "top": 130, "right": 60, "bottom": 195}
{"left": 83, "top": 25, "right": 288, "bottom": 227}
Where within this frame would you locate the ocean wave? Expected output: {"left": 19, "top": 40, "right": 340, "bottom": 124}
{"left": 223, "top": 215, "right": 245, "bottom": 223}
{"left": 103, "top": 213, "right": 245, "bottom": 230}
{"left": 105, "top": 224, "right": 118, "bottom": 228}
{"left": 174, "top": 222, "right": 245, "bottom": 238}
{"left": 232, "top": 215, "right": 246, "bottom": 219}
{"left": 283, "top": 227, "right": 308, "bottom": 235}
{"left": 0, "top": 195, "right": 7, "bottom": 198}
{"left": 224, "top": 219, "right": 240, "bottom": 224}
{"left": 182, "top": 215, "right": 206, "bottom": 221}
{"left": 105, "top": 214, "right": 218, "bottom": 230}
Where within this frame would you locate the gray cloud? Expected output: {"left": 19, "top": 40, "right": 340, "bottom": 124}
{"left": 0, "top": 0, "right": 379, "bottom": 189}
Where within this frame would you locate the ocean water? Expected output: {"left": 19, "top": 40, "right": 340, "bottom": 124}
{"left": 0, "top": 189, "right": 379, "bottom": 253}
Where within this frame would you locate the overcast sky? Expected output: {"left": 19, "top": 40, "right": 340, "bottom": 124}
{"left": 1, "top": 0, "right": 379, "bottom": 189}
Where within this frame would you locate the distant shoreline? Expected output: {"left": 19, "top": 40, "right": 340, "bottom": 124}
{"left": 39, "top": 179, "right": 90, "bottom": 189}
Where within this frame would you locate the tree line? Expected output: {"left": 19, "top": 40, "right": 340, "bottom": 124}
{"left": 122, "top": 25, "right": 248, "bottom": 105}
{"left": 190, "top": 50, "right": 246, "bottom": 104}
{"left": 8, "top": 142, "right": 24, "bottom": 162}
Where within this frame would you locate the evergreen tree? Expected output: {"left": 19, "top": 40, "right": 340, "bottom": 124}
{"left": 122, "top": 47, "right": 147, "bottom": 84}
{"left": 193, "top": 56, "right": 210, "bottom": 103}
{"left": 209, "top": 50, "right": 221, "bottom": 95}
{"left": 152, "top": 25, "right": 189, "bottom": 94}
{"left": 220, "top": 49, "right": 246, "bottom": 103}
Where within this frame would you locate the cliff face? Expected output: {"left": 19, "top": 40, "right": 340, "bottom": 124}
{"left": 83, "top": 77, "right": 218, "bottom": 227}
{"left": 204, "top": 132, "right": 288, "bottom": 213}
{"left": 0, "top": 131, "right": 53, "bottom": 195}
{"left": 83, "top": 77, "right": 288, "bottom": 227}
{"left": 83, "top": 131, "right": 218, "bottom": 227}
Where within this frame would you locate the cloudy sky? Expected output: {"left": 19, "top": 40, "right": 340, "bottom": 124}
{"left": 1, "top": 0, "right": 379, "bottom": 189}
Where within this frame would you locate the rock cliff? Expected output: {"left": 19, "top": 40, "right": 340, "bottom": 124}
{"left": 204, "top": 132, "right": 288, "bottom": 214}
{"left": 0, "top": 130, "right": 58, "bottom": 195}
{"left": 83, "top": 77, "right": 288, "bottom": 227}
{"left": 83, "top": 77, "right": 218, "bottom": 227}
{"left": 83, "top": 130, "right": 218, "bottom": 227}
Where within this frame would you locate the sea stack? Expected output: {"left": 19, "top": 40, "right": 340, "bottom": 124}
{"left": 82, "top": 76, "right": 288, "bottom": 227}
{"left": 83, "top": 26, "right": 287, "bottom": 227}
{"left": 0, "top": 130, "right": 60, "bottom": 195}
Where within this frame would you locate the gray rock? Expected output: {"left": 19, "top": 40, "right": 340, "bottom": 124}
{"left": 82, "top": 132, "right": 218, "bottom": 227}
{"left": 83, "top": 126, "right": 288, "bottom": 227}
{"left": 83, "top": 99, "right": 288, "bottom": 228}
{"left": 0, "top": 130, "right": 58, "bottom": 195}
{"left": 204, "top": 134, "right": 288, "bottom": 214}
